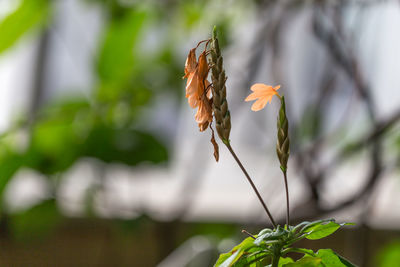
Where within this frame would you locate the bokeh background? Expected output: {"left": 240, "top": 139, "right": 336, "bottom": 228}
{"left": 0, "top": 0, "right": 400, "bottom": 266}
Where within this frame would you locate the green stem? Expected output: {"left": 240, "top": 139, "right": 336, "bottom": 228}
{"left": 283, "top": 171, "right": 290, "bottom": 226}
{"left": 226, "top": 143, "right": 277, "bottom": 228}
{"left": 271, "top": 252, "right": 280, "bottom": 267}
{"left": 272, "top": 243, "right": 284, "bottom": 267}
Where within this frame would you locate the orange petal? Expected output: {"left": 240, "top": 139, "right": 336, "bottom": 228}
{"left": 273, "top": 85, "right": 281, "bottom": 90}
{"left": 251, "top": 98, "right": 269, "bottom": 111}
{"left": 245, "top": 89, "right": 277, "bottom": 101}
{"left": 245, "top": 83, "right": 281, "bottom": 111}
{"left": 250, "top": 83, "right": 273, "bottom": 92}
{"left": 245, "top": 91, "right": 262, "bottom": 101}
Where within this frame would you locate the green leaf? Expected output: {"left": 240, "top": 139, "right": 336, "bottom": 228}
{"left": 0, "top": 0, "right": 51, "bottom": 55}
{"left": 214, "top": 237, "right": 262, "bottom": 267}
{"left": 336, "top": 254, "right": 357, "bottom": 267}
{"left": 218, "top": 250, "right": 243, "bottom": 267}
{"left": 283, "top": 257, "right": 322, "bottom": 267}
{"left": 304, "top": 221, "right": 352, "bottom": 240}
{"left": 296, "top": 220, "right": 333, "bottom": 234}
{"left": 279, "top": 257, "right": 294, "bottom": 266}
{"left": 316, "top": 249, "right": 349, "bottom": 267}
{"left": 236, "top": 250, "right": 270, "bottom": 267}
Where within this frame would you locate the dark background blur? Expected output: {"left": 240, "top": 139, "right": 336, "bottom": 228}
{"left": 0, "top": 0, "right": 399, "bottom": 266}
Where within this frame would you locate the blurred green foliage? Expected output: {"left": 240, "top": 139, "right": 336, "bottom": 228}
{"left": 376, "top": 241, "right": 400, "bottom": 267}
{"left": 96, "top": 8, "right": 148, "bottom": 102}
{"left": 0, "top": 0, "right": 51, "bottom": 54}
{"left": 10, "top": 199, "right": 61, "bottom": 241}
{"left": 191, "top": 222, "right": 237, "bottom": 239}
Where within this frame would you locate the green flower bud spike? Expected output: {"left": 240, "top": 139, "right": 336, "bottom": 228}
{"left": 210, "top": 26, "right": 231, "bottom": 145}
{"left": 277, "top": 96, "right": 290, "bottom": 172}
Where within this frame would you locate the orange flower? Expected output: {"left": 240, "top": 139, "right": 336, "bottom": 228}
{"left": 182, "top": 40, "right": 219, "bottom": 162}
{"left": 184, "top": 50, "right": 213, "bottom": 131}
{"left": 245, "top": 83, "right": 281, "bottom": 111}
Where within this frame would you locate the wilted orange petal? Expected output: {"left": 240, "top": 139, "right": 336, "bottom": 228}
{"left": 205, "top": 79, "right": 211, "bottom": 98}
{"left": 184, "top": 48, "right": 197, "bottom": 78}
{"left": 195, "top": 98, "right": 212, "bottom": 123}
{"left": 210, "top": 129, "right": 219, "bottom": 161}
{"left": 197, "top": 52, "right": 209, "bottom": 81}
{"left": 186, "top": 72, "right": 197, "bottom": 96}
{"left": 186, "top": 71, "right": 203, "bottom": 109}
{"left": 188, "top": 94, "right": 199, "bottom": 108}
{"left": 183, "top": 48, "right": 213, "bottom": 130}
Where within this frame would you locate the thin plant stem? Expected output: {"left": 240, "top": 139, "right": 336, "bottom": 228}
{"left": 283, "top": 171, "right": 290, "bottom": 226}
{"left": 226, "top": 143, "right": 277, "bottom": 228}
{"left": 241, "top": 229, "right": 256, "bottom": 239}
